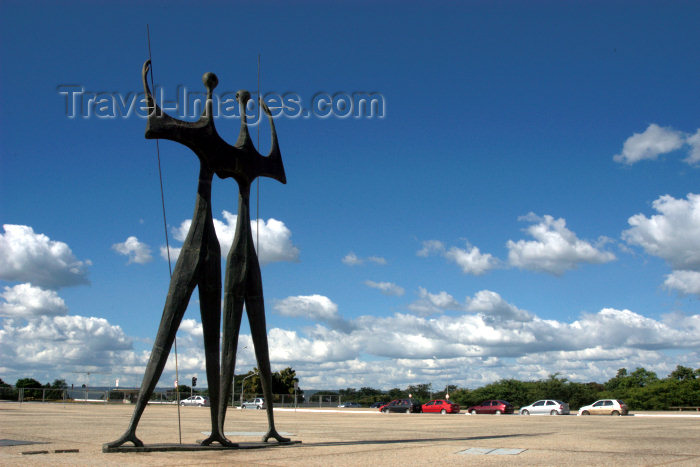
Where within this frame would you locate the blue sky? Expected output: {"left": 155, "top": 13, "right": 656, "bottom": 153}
{"left": 1, "top": 1, "right": 699, "bottom": 391}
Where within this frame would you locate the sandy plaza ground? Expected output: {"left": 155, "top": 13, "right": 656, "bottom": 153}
{"left": 1, "top": 402, "right": 699, "bottom": 466}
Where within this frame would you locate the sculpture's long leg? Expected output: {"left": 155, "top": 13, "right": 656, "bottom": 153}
{"left": 219, "top": 188, "right": 249, "bottom": 433}
{"left": 245, "top": 270, "right": 290, "bottom": 444}
{"left": 218, "top": 289, "right": 244, "bottom": 435}
{"left": 104, "top": 247, "right": 200, "bottom": 449}
{"left": 198, "top": 239, "right": 235, "bottom": 447}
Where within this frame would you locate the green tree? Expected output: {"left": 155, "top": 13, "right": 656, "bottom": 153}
{"left": 339, "top": 387, "right": 357, "bottom": 399}
{"left": 358, "top": 387, "right": 382, "bottom": 397}
{"left": 536, "top": 373, "right": 569, "bottom": 400}
{"left": 16, "top": 378, "right": 43, "bottom": 399}
{"left": 628, "top": 368, "right": 658, "bottom": 387}
{"left": 15, "top": 377, "right": 42, "bottom": 388}
{"left": 43, "top": 379, "right": 68, "bottom": 400}
{"left": 270, "top": 367, "right": 301, "bottom": 402}
{"left": 604, "top": 368, "right": 629, "bottom": 391}
{"left": 470, "top": 379, "right": 531, "bottom": 407}
{"left": 566, "top": 382, "right": 602, "bottom": 410}
{"left": 240, "top": 369, "right": 261, "bottom": 396}
{"left": 386, "top": 387, "right": 406, "bottom": 400}
{"left": 0, "top": 378, "right": 16, "bottom": 401}
{"left": 276, "top": 367, "right": 300, "bottom": 395}
{"left": 51, "top": 379, "right": 68, "bottom": 389}
{"left": 355, "top": 386, "right": 384, "bottom": 405}
{"left": 406, "top": 383, "right": 431, "bottom": 402}
{"left": 175, "top": 384, "right": 196, "bottom": 399}
{"left": 668, "top": 365, "right": 696, "bottom": 381}
{"left": 448, "top": 387, "right": 472, "bottom": 407}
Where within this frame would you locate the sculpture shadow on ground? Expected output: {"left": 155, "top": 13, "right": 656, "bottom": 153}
{"left": 300, "top": 432, "right": 553, "bottom": 448}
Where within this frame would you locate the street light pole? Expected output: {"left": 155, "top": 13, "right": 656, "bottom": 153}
{"left": 240, "top": 371, "right": 258, "bottom": 407}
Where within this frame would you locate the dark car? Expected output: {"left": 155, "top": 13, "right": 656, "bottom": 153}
{"left": 370, "top": 401, "right": 387, "bottom": 408}
{"left": 466, "top": 400, "right": 514, "bottom": 415}
{"left": 379, "top": 399, "right": 422, "bottom": 413}
{"left": 338, "top": 402, "right": 361, "bottom": 408}
{"left": 422, "top": 399, "right": 460, "bottom": 414}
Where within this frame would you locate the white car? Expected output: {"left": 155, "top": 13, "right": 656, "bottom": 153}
{"left": 520, "top": 399, "right": 570, "bottom": 415}
{"left": 241, "top": 397, "right": 265, "bottom": 409}
{"left": 578, "top": 399, "right": 628, "bottom": 416}
{"left": 180, "top": 395, "right": 209, "bottom": 407}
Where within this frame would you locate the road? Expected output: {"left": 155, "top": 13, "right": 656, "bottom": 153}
{"left": 1, "top": 403, "right": 699, "bottom": 465}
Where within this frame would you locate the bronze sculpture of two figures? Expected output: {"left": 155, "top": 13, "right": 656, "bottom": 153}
{"left": 105, "top": 61, "right": 290, "bottom": 449}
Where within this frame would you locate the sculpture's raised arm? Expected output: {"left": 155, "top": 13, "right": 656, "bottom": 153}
{"left": 214, "top": 91, "right": 286, "bottom": 185}
{"left": 141, "top": 60, "right": 216, "bottom": 154}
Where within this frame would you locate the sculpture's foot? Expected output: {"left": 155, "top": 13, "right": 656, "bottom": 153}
{"left": 104, "top": 430, "right": 144, "bottom": 448}
{"left": 200, "top": 432, "right": 238, "bottom": 448}
{"left": 262, "top": 428, "right": 290, "bottom": 443}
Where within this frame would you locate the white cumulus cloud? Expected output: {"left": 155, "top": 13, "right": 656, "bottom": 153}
{"left": 268, "top": 327, "right": 359, "bottom": 363}
{"left": 664, "top": 270, "right": 700, "bottom": 295}
{"left": 0, "top": 283, "right": 68, "bottom": 319}
{"left": 170, "top": 211, "right": 299, "bottom": 265}
{"left": 342, "top": 252, "right": 386, "bottom": 266}
{"left": 364, "top": 280, "right": 404, "bottom": 296}
{"left": 160, "top": 245, "right": 182, "bottom": 262}
{"left": 416, "top": 240, "right": 445, "bottom": 257}
{"left": 0, "top": 224, "right": 90, "bottom": 289}
{"left": 444, "top": 243, "right": 499, "bottom": 275}
{"left": 613, "top": 123, "right": 685, "bottom": 164}
{"left": 179, "top": 319, "right": 203, "bottom": 337}
{"left": 273, "top": 294, "right": 353, "bottom": 331}
{"left": 408, "top": 287, "right": 462, "bottom": 316}
{"left": 341, "top": 252, "right": 362, "bottom": 266}
{"left": 623, "top": 193, "right": 700, "bottom": 271}
{"left": 418, "top": 240, "right": 498, "bottom": 275}
{"left": 507, "top": 214, "right": 615, "bottom": 275}
{"left": 465, "top": 290, "right": 532, "bottom": 323}
{"left": 112, "top": 236, "right": 152, "bottom": 264}
{"left": 0, "top": 315, "right": 132, "bottom": 371}
{"left": 684, "top": 129, "right": 700, "bottom": 165}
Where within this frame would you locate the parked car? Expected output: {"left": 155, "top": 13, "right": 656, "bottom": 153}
{"left": 241, "top": 397, "right": 265, "bottom": 409}
{"left": 578, "top": 399, "right": 628, "bottom": 416}
{"left": 379, "top": 399, "right": 422, "bottom": 413}
{"left": 338, "top": 402, "right": 361, "bottom": 408}
{"left": 466, "top": 400, "right": 514, "bottom": 415}
{"left": 422, "top": 399, "right": 460, "bottom": 414}
{"left": 180, "top": 395, "right": 209, "bottom": 407}
{"left": 520, "top": 399, "right": 570, "bottom": 416}
{"left": 370, "top": 401, "right": 387, "bottom": 408}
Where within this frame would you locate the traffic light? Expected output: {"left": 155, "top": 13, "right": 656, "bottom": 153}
{"left": 192, "top": 376, "right": 197, "bottom": 387}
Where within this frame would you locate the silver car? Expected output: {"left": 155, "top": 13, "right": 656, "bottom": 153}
{"left": 241, "top": 397, "right": 265, "bottom": 409}
{"left": 520, "top": 399, "right": 570, "bottom": 415}
{"left": 578, "top": 399, "right": 628, "bottom": 416}
{"left": 180, "top": 395, "right": 210, "bottom": 407}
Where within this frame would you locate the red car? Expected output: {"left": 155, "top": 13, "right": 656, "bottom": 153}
{"left": 466, "top": 400, "right": 514, "bottom": 415}
{"left": 422, "top": 399, "right": 460, "bottom": 414}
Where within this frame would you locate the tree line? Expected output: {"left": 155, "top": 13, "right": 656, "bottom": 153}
{"left": 326, "top": 365, "right": 700, "bottom": 410}
{"left": 2, "top": 365, "right": 698, "bottom": 409}
{"left": 0, "top": 377, "right": 67, "bottom": 400}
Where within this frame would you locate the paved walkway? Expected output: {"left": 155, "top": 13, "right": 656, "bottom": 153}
{"left": 1, "top": 403, "right": 699, "bottom": 465}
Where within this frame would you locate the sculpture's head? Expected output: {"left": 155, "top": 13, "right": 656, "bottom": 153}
{"left": 202, "top": 72, "right": 218, "bottom": 92}
{"left": 236, "top": 90, "right": 251, "bottom": 103}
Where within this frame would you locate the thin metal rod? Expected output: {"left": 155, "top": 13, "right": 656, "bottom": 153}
{"left": 147, "top": 24, "right": 182, "bottom": 446}
{"left": 256, "top": 54, "right": 261, "bottom": 252}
